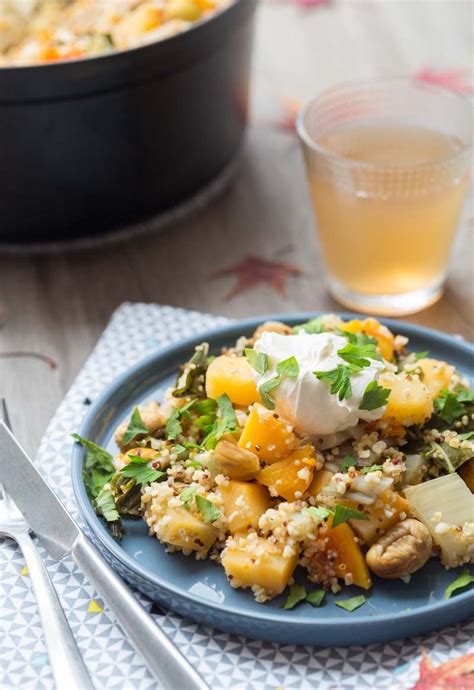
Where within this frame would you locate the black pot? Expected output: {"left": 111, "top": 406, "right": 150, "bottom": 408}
{"left": 0, "top": 0, "right": 256, "bottom": 243}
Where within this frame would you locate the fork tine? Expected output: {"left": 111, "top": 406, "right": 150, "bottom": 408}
{"left": 0, "top": 398, "right": 12, "bottom": 431}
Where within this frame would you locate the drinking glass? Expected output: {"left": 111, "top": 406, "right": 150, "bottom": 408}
{"left": 296, "top": 79, "right": 472, "bottom": 315}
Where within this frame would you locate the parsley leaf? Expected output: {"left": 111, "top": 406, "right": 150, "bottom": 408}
{"left": 276, "top": 356, "right": 300, "bottom": 379}
{"left": 95, "top": 484, "right": 120, "bottom": 522}
{"left": 359, "top": 464, "right": 383, "bottom": 474}
{"left": 122, "top": 407, "right": 149, "bottom": 446}
{"left": 185, "top": 460, "right": 204, "bottom": 468}
{"left": 434, "top": 390, "right": 465, "bottom": 424}
{"left": 338, "top": 342, "right": 381, "bottom": 368}
{"left": 259, "top": 375, "right": 281, "bottom": 410}
{"left": 307, "top": 506, "right": 334, "bottom": 520}
{"left": 180, "top": 485, "right": 198, "bottom": 509}
{"left": 292, "top": 317, "right": 325, "bottom": 334}
{"left": 338, "top": 330, "right": 377, "bottom": 347}
{"left": 456, "top": 387, "right": 474, "bottom": 403}
{"left": 339, "top": 455, "right": 357, "bottom": 472}
{"left": 332, "top": 504, "right": 368, "bottom": 527}
{"left": 335, "top": 595, "right": 366, "bottom": 612}
{"left": 359, "top": 381, "right": 390, "bottom": 411}
{"left": 314, "top": 365, "right": 353, "bottom": 401}
{"left": 202, "top": 394, "right": 237, "bottom": 449}
{"left": 245, "top": 348, "right": 269, "bottom": 375}
{"left": 165, "top": 407, "right": 182, "bottom": 440}
{"left": 444, "top": 568, "right": 474, "bottom": 599}
{"left": 283, "top": 584, "right": 307, "bottom": 610}
{"left": 413, "top": 351, "right": 430, "bottom": 361}
{"left": 72, "top": 433, "right": 115, "bottom": 499}
{"left": 306, "top": 589, "right": 326, "bottom": 607}
{"left": 195, "top": 495, "right": 222, "bottom": 524}
{"left": 121, "top": 456, "right": 166, "bottom": 485}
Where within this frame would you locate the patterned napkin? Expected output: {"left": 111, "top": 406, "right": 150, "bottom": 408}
{"left": 1, "top": 303, "right": 472, "bottom": 690}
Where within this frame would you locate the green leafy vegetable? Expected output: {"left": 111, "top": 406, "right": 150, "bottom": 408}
{"left": 314, "top": 365, "right": 353, "bottom": 401}
{"left": 276, "top": 356, "right": 300, "bottom": 379}
{"left": 203, "top": 394, "right": 237, "bottom": 449}
{"left": 339, "top": 455, "right": 357, "bottom": 472}
{"left": 444, "top": 568, "right": 474, "bottom": 599}
{"left": 425, "top": 441, "right": 474, "bottom": 474}
{"left": 283, "top": 584, "right": 307, "bottom": 610}
{"left": 180, "top": 485, "right": 198, "bottom": 509}
{"left": 338, "top": 330, "right": 377, "bottom": 347}
{"left": 173, "top": 343, "right": 209, "bottom": 398}
{"left": 334, "top": 595, "right": 366, "bottom": 612}
{"left": 245, "top": 348, "right": 269, "bottom": 375}
{"left": 458, "top": 431, "right": 474, "bottom": 441}
{"left": 306, "top": 589, "right": 326, "bottom": 607}
{"left": 306, "top": 506, "right": 334, "bottom": 520}
{"left": 338, "top": 342, "right": 381, "bottom": 368}
{"left": 95, "top": 484, "right": 120, "bottom": 522}
{"left": 122, "top": 407, "right": 149, "bottom": 447}
{"left": 292, "top": 317, "right": 325, "bottom": 334}
{"left": 413, "top": 351, "right": 430, "bottom": 361}
{"left": 434, "top": 391, "right": 466, "bottom": 424}
{"left": 195, "top": 495, "right": 222, "bottom": 524}
{"left": 120, "top": 456, "right": 166, "bottom": 485}
{"left": 259, "top": 375, "right": 281, "bottom": 410}
{"left": 186, "top": 460, "right": 204, "bottom": 468}
{"left": 359, "top": 381, "right": 391, "bottom": 411}
{"left": 359, "top": 464, "right": 383, "bottom": 475}
{"left": 72, "top": 433, "right": 115, "bottom": 499}
{"left": 165, "top": 407, "right": 182, "bottom": 440}
{"left": 457, "top": 387, "right": 474, "bottom": 403}
{"left": 332, "top": 504, "right": 369, "bottom": 528}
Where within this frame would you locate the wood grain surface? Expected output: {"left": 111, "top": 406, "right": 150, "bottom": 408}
{"left": 0, "top": 0, "right": 472, "bottom": 456}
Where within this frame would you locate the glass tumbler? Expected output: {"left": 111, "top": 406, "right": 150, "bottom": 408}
{"left": 296, "top": 79, "right": 472, "bottom": 315}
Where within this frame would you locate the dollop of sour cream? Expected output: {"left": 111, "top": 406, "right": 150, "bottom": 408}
{"left": 253, "top": 332, "right": 387, "bottom": 437}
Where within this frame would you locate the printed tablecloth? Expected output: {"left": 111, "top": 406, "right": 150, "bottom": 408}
{"left": 1, "top": 302, "right": 472, "bottom": 689}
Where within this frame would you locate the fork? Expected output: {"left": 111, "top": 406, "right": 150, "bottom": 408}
{"left": 0, "top": 402, "right": 94, "bottom": 690}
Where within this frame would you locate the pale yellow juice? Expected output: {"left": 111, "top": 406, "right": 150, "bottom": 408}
{"left": 307, "top": 125, "right": 468, "bottom": 295}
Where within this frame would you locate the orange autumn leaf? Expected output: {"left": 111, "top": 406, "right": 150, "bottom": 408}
{"left": 210, "top": 254, "right": 303, "bottom": 299}
{"left": 411, "top": 651, "right": 474, "bottom": 690}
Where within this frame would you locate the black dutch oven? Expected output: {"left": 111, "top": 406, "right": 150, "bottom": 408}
{"left": 0, "top": 0, "right": 256, "bottom": 243}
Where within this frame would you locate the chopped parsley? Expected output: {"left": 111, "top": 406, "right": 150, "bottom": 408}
{"left": 458, "top": 431, "right": 474, "bottom": 441}
{"left": 314, "top": 365, "right": 353, "bottom": 401}
{"left": 283, "top": 584, "right": 307, "bottom": 610}
{"left": 306, "top": 506, "right": 333, "bottom": 520}
{"left": 245, "top": 348, "right": 269, "bottom": 375}
{"left": 180, "top": 485, "right": 198, "bottom": 509}
{"left": 72, "top": 433, "right": 115, "bottom": 500}
{"left": 121, "top": 456, "right": 165, "bottom": 485}
{"left": 122, "top": 407, "right": 149, "bottom": 446}
{"left": 276, "top": 355, "right": 300, "bottom": 379}
{"left": 359, "top": 381, "right": 391, "bottom": 411}
{"left": 292, "top": 317, "right": 325, "bottom": 334}
{"left": 413, "top": 351, "right": 430, "bottom": 361}
{"left": 195, "top": 495, "right": 222, "bottom": 524}
{"left": 444, "top": 568, "right": 474, "bottom": 599}
{"left": 339, "top": 455, "right": 357, "bottom": 472}
{"left": 338, "top": 330, "right": 377, "bottom": 347}
{"left": 259, "top": 375, "right": 281, "bottom": 410}
{"left": 202, "top": 394, "right": 237, "bottom": 449}
{"left": 165, "top": 407, "right": 182, "bottom": 440}
{"left": 306, "top": 589, "right": 326, "bottom": 607}
{"left": 334, "top": 595, "right": 366, "bottom": 612}
{"left": 359, "top": 464, "right": 383, "bottom": 474}
{"left": 338, "top": 342, "right": 381, "bottom": 368}
{"left": 331, "top": 504, "right": 368, "bottom": 528}
{"left": 434, "top": 389, "right": 471, "bottom": 424}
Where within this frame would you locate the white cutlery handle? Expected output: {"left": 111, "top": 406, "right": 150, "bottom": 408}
{"left": 15, "top": 531, "right": 95, "bottom": 690}
{"left": 72, "top": 534, "right": 209, "bottom": 690}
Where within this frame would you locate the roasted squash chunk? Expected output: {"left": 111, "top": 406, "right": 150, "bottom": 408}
{"left": 158, "top": 506, "right": 218, "bottom": 554}
{"left": 257, "top": 445, "right": 317, "bottom": 501}
{"left": 238, "top": 403, "right": 297, "bottom": 462}
{"left": 341, "top": 489, "right": 411, "bottom": 545}
{"left": 221, "top": 536, "right": 298, "bottom": 598}
{"left": 342, "top": 317, "right": 395, "bottom": 361}
{"left": 206, "top": 355, "right": 260, "bottom": 407}
{"left": 379, "top": 371, "right": 433, "bottom": 427}
{"left": 306, "top": 518, "right": 372, "bottom": 590}
{"left": 409, "top": 358, "right": 455, "bottom": 399}
{"left": 220, "top": 480, "right": 271, "bottom": 534}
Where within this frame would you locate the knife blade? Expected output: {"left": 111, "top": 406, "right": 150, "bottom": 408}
{"left": 0, "top": 421, "right": 208, "bottom": 690}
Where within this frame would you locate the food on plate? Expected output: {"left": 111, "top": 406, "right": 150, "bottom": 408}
{"left": 76, "top": 314, "right": 474, "bottom": 606}
{"left": 0, "top": 0, "right": 230, "bottom": 66}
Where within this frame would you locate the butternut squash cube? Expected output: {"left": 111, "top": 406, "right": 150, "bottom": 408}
{"left": 409, "top": 358, "right": 455, "bottom": 399}
{"left": 158, "top": 506, "right": 217, "bottom": 555}
{"left": 257, "top": 445, "right": 317, "bottom": 501}
{"left": 220, "top": 480, "right": 271, "bottom": 534}
{"left": 221, "top": 537, "right": 298, "bottom": 597}
{"left": 342, "top": 318, "right": 395, "bottom": 361}
{"left": 238, "top": 403, "right": 297, "bottom": 462}
{"left": 306, "top": 518, "right": 372, "bottom": 590}
{"left": 379, "top": 371, "right": 433, "bottom": 427}
{"left": 342, "top": 489, "right": 411, "bottom": 545}
{"left": 206, "top": 355, "right": 260, "bottom": 407}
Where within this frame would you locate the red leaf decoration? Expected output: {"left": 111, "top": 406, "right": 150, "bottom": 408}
{"left": 415, "top": 68, "right": 474, "bottom": 94}
{"left": 411, "top": 651, "right": 474, "bottom": 690}
{"left": 210, "top": 254, "right": 303, "bottom": 300}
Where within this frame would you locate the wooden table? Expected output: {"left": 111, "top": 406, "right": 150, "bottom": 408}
{"left": 0, "top": 0, "right": 472, "bottom": 457}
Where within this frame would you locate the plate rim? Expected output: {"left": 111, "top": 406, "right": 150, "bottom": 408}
{"left": 71, "top": 312, "right": 474, "bottom": 631}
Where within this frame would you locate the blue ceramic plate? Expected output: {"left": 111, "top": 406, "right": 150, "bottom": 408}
{"left": 71, "top": 313, "right": 474, "bottom": 645}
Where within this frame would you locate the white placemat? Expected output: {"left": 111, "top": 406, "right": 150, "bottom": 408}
{"left": 1, "top": 302, "right": 472, "bottom": 690}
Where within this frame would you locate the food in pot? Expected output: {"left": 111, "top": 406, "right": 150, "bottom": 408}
{"left": 0, "top": 0, "right": 231, "bottom": 66}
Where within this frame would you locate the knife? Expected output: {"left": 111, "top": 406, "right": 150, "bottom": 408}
{"left": 0, "top": 421, "right": 208, "bottom": 690}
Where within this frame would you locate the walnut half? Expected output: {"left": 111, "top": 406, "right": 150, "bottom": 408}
{"left": 366, "top": 519, "right": 432, "bottom": 579}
